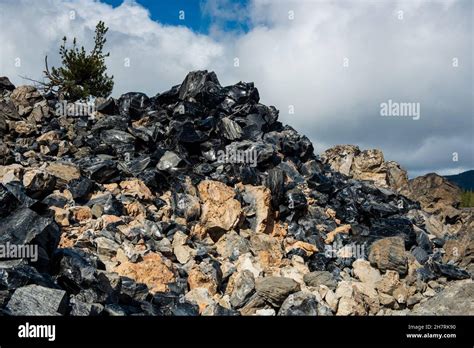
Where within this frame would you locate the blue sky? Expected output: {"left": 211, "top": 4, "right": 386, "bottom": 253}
{"left": 101, "top": 0, "right": 250, "bottom": 34}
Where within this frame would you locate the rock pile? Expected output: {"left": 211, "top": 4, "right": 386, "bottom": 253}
{"left": 0, "top": 71, "right": 471, "bottom": 316}
{"left": 322, "top": 145, "right": 473, "bottom": 277}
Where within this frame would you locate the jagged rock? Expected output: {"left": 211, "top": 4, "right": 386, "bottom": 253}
{"left": 375, "top": 270, "right": 400, "bottom": 295}
{"left": 22, "top": 169, "right": 56, "bottom": 197}
{"left": 10, "top": 85, "right": 43, "bottom": 115}
{"left": 187, "top": 259, "right": 222, "bottom": 295}
{"left": 95, "top": 237, "right": 120, "bottom": 258}
{"left": 406, "top": 173, "right": 462, "bottom": 213}
{"left": 369, "top": 237, "right": 408, "bottom": 275}
{"left": 215, "top": 230, "right": 250, "bottom": 260}
{"left": 173, "top": 193, "right": 201, "bottom": 221}
{"left": 0, "top": 207, "right": 60, "bottom": 269}
{"left": 184, "top": 288, "right": 215, "bottom": 313}
{"left": 6, "top": 285, "right": 67, "bottom": 315}
{"left": 119, "top": 179, "right": 153, "bottom": 200}
{"left": 412, "top": 280, "right": 473, "bottom": 315}
{"left": 325, "top": 224, "right": 351, "bottom": 244}
{"left": 198, "top": 180, "right": 241, "bottom": 237}
{"left": 249, "top": 233, "right": 283, "bottom": 270}
{"left": 0, "top": 76, "right": 15, "bottom": 92}
{"left": 321, "top": 145, "right": 409, "bottom": 191}
{"left": 303, "top": 271, "right": 338, "bottom": 290}
{"left": 278, "top": 291, "right": 320, "bottom": 316}
{"left": 255, "top": 276, "right": 300, "bottom": 306}
{"left": 352, "top": 259, "right": 382, "bottom": 284}
{"left": 46, "top": 162, "right": 81, "bottom": 185}
{"left": 172, "top": 231, "right": 194, "bottom": 264}
{"left": 240, "top": 184, "right": 273, "bottom": 234}
{"left": 156, "top": 151, "right": 182, "bottom": 173}
{"left": 114, "top": 253, "right": 175, "bottom": 293}
{"left": 229, "top": 270, "right": 255, "bottom": 308}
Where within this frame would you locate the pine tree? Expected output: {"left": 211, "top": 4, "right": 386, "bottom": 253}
{"left": 44, "top": 21, "right": 114, "bottom": 101}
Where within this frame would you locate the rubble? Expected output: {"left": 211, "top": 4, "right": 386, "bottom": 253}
{"left": 0, "top": 72, "right": 470, "bottom": 316}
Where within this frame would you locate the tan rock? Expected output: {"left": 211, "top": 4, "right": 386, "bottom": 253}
{"left": 103, "top": 183, "right": 119, "bottom": 193}
{"left": 250, "top": 233, "right": 283, "bottom": 270}
{"left": 324, "top": 288, "right": 338, "bottom": 312}
{"left": 37, "top": 130, "right": 59, "bottom": 143}
{"left": 172, "top": 231, "right": 194, "bottom": 264}
{"left": 353, "top": 282, "right": 380, "bottom": 314}
{"left": 10, "top": 85, "right": 43, "bottom": 112}
{"left": 100, "top": 215, "right": 123, "bottom": 227}
{"left": 368, "top": 237, "right": 408, "bottom": 275}
{"left": 236, "top": 253, "right": 263, "bottom": 278}
{"left": 393, "top": 285, "right": 409, "bottom": 304}
{"left": 114, "top": 253, "right": 175, "bottom": 293}
{"left": 336, "top": 297, "right": 358, "bottom": 315}
{"left": 0, "top": 164, "right": 24, "bottom": 183}
{"left": 375, "top": 270, "right": 400, "bottom": 295}
{"left": 119, "top": 179, "right": 153, "bottom": 200}
{"left": 13, "top": 121, "right": 35, "bottom": 135}
{"left": 335, "top": 280, "right": 354, "bottom": 299}
{"left": 352, "top": 259, "right": 382, "bottom": 284}
{"left": 270, "top": 222, "right": 287, "bottom": 239}
{"left": 406, "top": 173, "right": 462, "bottom": 212}
{"left": 46, "top": 162, "right": 81, "bottom": 183}
{"left": 185, "top": 288, "right": 215, "bottom": 313}
{"left": 325, "top": 224, "right": 351, "bottom": 244}
{"left": 125, "top": 201, "right": 146, "bottom": 218}
{"left": 188, "top": 264, "right": 219, "bottom": 295}
{"left": 284, "top": 240, "right": 318, "bottom": 256}
{"left": 379, "top": 293, "right": 397, "bottom": 308}
{"left": 70, "top": 206, "right": 92, "bottom": 222}
{"left": 325, "top": 208, "right": 337, "bottom": 220}
{"left": 50, "top": 206, "right": 70, "bottom": 226}
{"left": 239, "top": 184, "right": 273, "bottom": 234}
{"left": 198, "top": 180, "right": 241, "bottom": 238}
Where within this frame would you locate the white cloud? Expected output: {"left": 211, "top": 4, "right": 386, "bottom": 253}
{"left": 0, "top": 0, "right": 472, "bottom": 176}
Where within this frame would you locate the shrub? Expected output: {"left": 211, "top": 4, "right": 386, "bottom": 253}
{"left": 44, "top": 21, "right": 114, "bottom": 101}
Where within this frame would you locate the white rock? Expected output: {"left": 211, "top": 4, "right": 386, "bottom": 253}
{"left": 352, "top": 259, "right": 382, "bottom": 284}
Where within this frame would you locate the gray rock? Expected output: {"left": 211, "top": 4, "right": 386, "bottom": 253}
{"left": 0, "top": 207, "right": 60, "bottom": 270}
{"left": 219, "top": 117, "right": 243, "bottom": 140}
{"left": 255, "top": 276, "right": 300, "bottom": 306}
{"left": 6, "top": 285, "right": 67, "bottom": 315}
{"left": 304, "top": 271, "right": 337, "bottom": 290}
{"left": 278, "top": 291, "right": 319, "bottom": 316}
{"left": 70, "top": 299, "right": 104, "bottom": 316}
{"left": 230, "top": 270, "right": 255, "bottom": 308}
{"left": 174, "top": 193, "right": 200, "bottom": 221}
{"left": 94, "top": 237, "right": 119, "bottom": 257}
{"left": 156, "top": 151, "right": 182, "bottom": 172}
{"left": 412, "top": 280, "right": 474, "bottom": 315}
{"left": 215, "top": 230, "right": 250, "bottom": 260}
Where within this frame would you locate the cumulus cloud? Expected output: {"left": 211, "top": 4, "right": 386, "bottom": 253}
{"left": 0, "top": 0, "right": 472, "bottom": 177}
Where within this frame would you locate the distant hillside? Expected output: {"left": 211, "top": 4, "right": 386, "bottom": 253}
{"left": 444, "top": 170, "right": 474, "bottom": 191}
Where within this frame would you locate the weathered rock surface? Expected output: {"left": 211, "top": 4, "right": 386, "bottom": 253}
{"left": 369, "top": 237, "right": 408, "bottom": 275}
{"left": 6, "top": 285, "right": 67, "bottom": 315}
{"left": 255, "top": 277, "right": 300, "bottom": 306}
{"left": 412, "top": 280, "right": 474, "bottom": 315}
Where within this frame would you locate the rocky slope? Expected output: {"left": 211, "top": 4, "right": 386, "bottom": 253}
{"left": 0, "top": 71, "right": 472, "bottom": 316}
